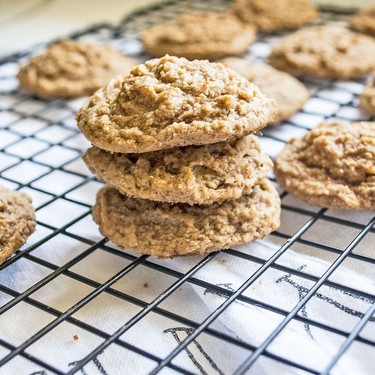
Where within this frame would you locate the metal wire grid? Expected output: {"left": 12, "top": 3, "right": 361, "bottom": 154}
{"left": 0, "top": 0, "right": 373, "bottom": 374}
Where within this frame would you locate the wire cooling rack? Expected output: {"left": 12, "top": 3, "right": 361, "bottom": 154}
{"left": 0, "top": 0, "right": 374, "bottom": 374}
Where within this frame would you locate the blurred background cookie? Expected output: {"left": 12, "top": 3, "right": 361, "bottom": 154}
{"left": 141, "top": 12, "right": 256, "bottom": 60}
{"left": 360, "top": 72, "right": 375, "bottom": 114}
{"left": 350, "top": 5, "right": 375, "bottom": 36}
{"left": 269, "top": 25, "right": 375, "bottom": 79}
{"left": 230, "top": 0, "right": 319, "bottom": 32}
{"left": 18, "top": 40, "right": 137, "bottom": 98}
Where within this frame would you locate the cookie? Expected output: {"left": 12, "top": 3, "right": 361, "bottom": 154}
{"left": 220, "top": 57, "right": 309, "bottom": 123}
{"left": 274, "top": 121, "right": 375, "bottom": 210}
{"left": 76, "top": 55, "right": 276, "bottom": 153}
{"left": 350, "top": 6, "right": 375, "bottom": 37}
{"left": 359, "top": 72, "right": 375, "bottom": 115}
{"left": 269, "top": 26, "right": 375, "bottom": 79}
{"left": 230, "top": 0, "right": 318, "bottom": 32}
{"left": 83, "top": 135, "right": 272, "bottom": 205}
{"left": 0, "top": 186, "right": 36, "bottom": 265}
{"left": 92, "top": 179, "right": 280, "bottom": 257}
{"left": 141, "top": 12, "right": 256, "bottom": 60}
{"left": 18, "top": 40, "right": 137, "bottom": 98}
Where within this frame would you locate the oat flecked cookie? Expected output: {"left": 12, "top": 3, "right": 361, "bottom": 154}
{"left": 360, "top": 72, "right": 375, "bottom": 115}
{"left": 220, "top": 58, "right": 309, "bottom": 123}
{"left": 350, "top": 6, "right": 375, "bottom": 37}
{"left": 0, "top": 186, "right": 36, "bottom": 265}
{"left": 83, "top": 135, "right": 272, "bottom": 205}
{"left": 92, "top": 179, "right": 281, "bottom": 257}
{"left": 269, "top": 26, "right": 375, "bottom": 79}
{"left": 76, "top": 55, "right": 276, "bottom": 153}
{"left": 274, "top": 122, "right": 375, "bottom": 210}
{"left": 18, "top": 40, "right": 137, "bottom": 98}
{"left": 230, "top": 0, "right": 318, "bottom": 32}
{"left": 141, "top": 12, "right": 256, "bottom": 60}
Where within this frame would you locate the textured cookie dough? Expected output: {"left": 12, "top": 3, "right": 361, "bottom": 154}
{"left": 92, "top": 179, "right": 281, "bottom": 257}
{"left": 269, "top": 26, "right": 375, "bottom": 79}
{"left": 220, "top": 57, "right": 309, "bottom": 123}
{"left": 18, "top": 40, "right": 137, "bottom": 98}
{"left": 141, "top": 12, "right": 256, "bottom": 60}
{"left": 350, "top": 6, "right": 375, "bottom": 37}
{"left": 76, "top": 55, "right": 276, "bottom": 153}
{"left": 360, "top": 72, "right": 375, "bottom": 115}
{"left": 230, "top": 0, "right": 318, "bottom": 32}
{"left": 83, "top": 135, "right": 272, "bottom": 205}
{"left": 0, "top": 186, "right": 36, "bottom": 265}
{"left": 274, "top": 121, "right": 375, "bottom": 210}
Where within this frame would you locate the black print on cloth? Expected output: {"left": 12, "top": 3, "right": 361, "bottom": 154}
{"left": 164, "top": 327, "right": 225, "bottom": 375}
{"left": 67, "top": 353, "right": 107, "bottom": 375}
{"left": 276, "top": 264, "right": 375, "bottom": 338}
{"left": 29, "top": 372, "right": 48, "bottom": 375}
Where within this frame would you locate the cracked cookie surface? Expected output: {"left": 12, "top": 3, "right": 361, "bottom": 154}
{"left": 220, "top": 57, "right": 309, "bottom": 123}
{"left": 269, "top": 26, "right": 375, "bottom": 79}
{"left": 230, "top": 0, "right": 318, "bottom": 32}
{"left": 92, "top": 179, "right": 281, "bottom": 257}
{"left": 141, "top": 12, "right": 256, "bottom": 60}
{"left": 274, "top": 121, "right": 375, "bottom": 210}
{"left": 0, "top": 186, "right": 36, "bottom": 265}
{"left": 76, "top": 55, "right": 276, "bottom": 153}
{"left": 83, "top": 135, "right": 272, "bottom": 205}
{"left": 18, "top": 40, "right": 137, "bottom": 98}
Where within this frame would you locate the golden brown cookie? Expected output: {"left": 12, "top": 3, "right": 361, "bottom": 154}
{"left": 92, "top": 179, "right": 280, "bottom": 257}
{"left": 219, "top": 57, "right": 309, "bottom": 123}
{"left": 360, "top": 72, "right": 375, "bottom": 115}
{"left": 350, "top": 6, "right": 375, "bottom": 37}
{"left": 269, "top": 26, "right": 375, "bottom": 79}
{"left": 141, "top": 12, "right": 256, "bottom": 60}
{"left": 230, "top": 0, "right": 318, "bottom": 32}
{"left": 274, "top": 121, "right": 375, "bottom": 210}
{"left": 18, "top": 40, "right": 137, "bottom": 98}
{"left": 83, "top": 135, "right": 272, "bottom": 205}
{"left": 0, "top": 186, "right": 36, "bottom": 264}
{"left": 76, "top": 55, "right": 276, "bottom": 153}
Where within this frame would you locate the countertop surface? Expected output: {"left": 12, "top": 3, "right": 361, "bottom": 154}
{"left": 0, "top": 0, "right": 160, "bottom": 58}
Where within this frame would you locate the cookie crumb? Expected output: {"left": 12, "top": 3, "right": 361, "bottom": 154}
{"left": 73, "top": 335, "right": 79, "bottom": 341}
{"left": 143, "top": 283, "right": 149, "bottom": 288}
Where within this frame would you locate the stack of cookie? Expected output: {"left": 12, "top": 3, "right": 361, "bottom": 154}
{"left": 77, "top": 55, "right": 281, "bottom": 257}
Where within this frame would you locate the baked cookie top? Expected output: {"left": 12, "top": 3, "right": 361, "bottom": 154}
{"left": 360, "top": 72, "right": 375, "bottom": 115}
{"left": 141, "top": 12, "right": 256, "bottom": 60}
{"left": 92, "top": 179, "right": 280, "bottom": 257}
{"left": 350, "top": 6, "right": 375, "bottom": 37}
{"left": 83, "top": 135, "right": 272, "bottom": 205}
{"left": 230, "top": 0, "right": 318, "bottom": 32}
{"left": 269, "top": 26, "right": 375, "bottom": 79}
{"left": 274, "top": 121, "right": 375, "bottom": 210}
{"left": 76, "top": 55, "right": 276, "bottom": 153}
{"left": 220, "top": 57, "right": 309, "bottom": 123}
{"left": 0, "top": 186, "right": 36, "bottom": 265}
{"left": 18, "top": 40, "right": 137, "bottom": 98}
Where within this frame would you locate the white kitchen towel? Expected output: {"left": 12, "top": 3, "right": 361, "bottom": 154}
{"left": 0, "top": 228, "right": 374, "bottom": 374}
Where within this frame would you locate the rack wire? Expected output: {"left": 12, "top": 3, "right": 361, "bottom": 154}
{"left": 0, "top": 0, "right": 374, "bottom": 374}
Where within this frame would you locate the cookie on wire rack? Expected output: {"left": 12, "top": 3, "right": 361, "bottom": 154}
{"left": 274, "top": 121, "right": 375, "bottom": 210}
{"left": 18, "top": 40, "right": 137, "bottom": 98}
{"left": 76, "top": 55, "right": 276, "bottom": 153}
{"left": 92, "top": 179, "right": 281, "bottom": 258}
